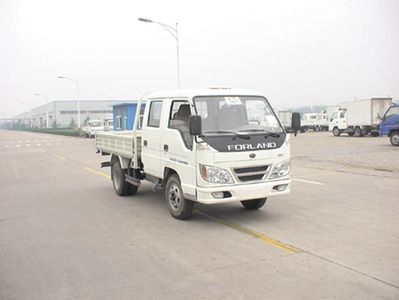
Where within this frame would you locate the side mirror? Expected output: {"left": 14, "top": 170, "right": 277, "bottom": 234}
{"left": 189, "top": 115, "right": 202, "bottom": 136}
{"left": 291, "top": 112, "right": 301, "bottom": 137}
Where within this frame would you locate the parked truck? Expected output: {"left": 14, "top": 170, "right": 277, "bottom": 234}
{"left": 277, "top": 110, "right": 292, "bottom": 131}
{"left": 82, "top": 120, "right": 105, "bottom": 138}
{"left": 380, "top": 103, "right": 399, "bottom": 146}
{"left": 329, "top": 98, "right": 393, "bottom": 137}
{"left": 300, "top": 113, "right": 329, "bottom": 132}
{"left": 95, "top": 89, "right": 301, "bottom": 219}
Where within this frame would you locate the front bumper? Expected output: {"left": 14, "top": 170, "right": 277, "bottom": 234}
{"left": 195, "top": 178, "right": 290, "bottom": 204}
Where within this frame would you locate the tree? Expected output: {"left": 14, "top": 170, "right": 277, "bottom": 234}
{"left": 69, "top": 117, "right": 77, "bottom": 128}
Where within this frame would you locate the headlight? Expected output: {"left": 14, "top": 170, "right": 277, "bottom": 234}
{"left": 269, "top": 159, "right": 290, "bottom": 180}
{"left": 200, "top": 164, "right": 234, "bottom": 184}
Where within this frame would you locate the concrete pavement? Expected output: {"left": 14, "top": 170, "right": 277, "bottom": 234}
{"left": 0, "top": 130, "right": 398, "bottom": 299}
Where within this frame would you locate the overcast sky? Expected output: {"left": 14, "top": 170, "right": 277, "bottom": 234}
{"left": 1, "top": 0, "right": 398, "bottom": 118}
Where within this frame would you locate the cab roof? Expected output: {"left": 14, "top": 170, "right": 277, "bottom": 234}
{"left": 145, "top": 88, "right": 264, "bottom": 100}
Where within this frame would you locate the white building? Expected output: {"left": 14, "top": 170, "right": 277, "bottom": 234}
{"left": 14, "top": 100, "right": 124, "bottom": 128}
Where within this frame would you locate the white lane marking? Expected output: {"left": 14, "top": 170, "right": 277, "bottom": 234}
{"left": 5, "top": 145, "right": 9, "bottom": 148}
{"left": 16, "top": 144, "right": 20, "bottom": 148}
{"left": 27, "top": 144, "right": 31, "bottom": 147}
{"left": 291, "top": 178, "right": 325, "bottom": 186}
{"left": 36, "top": 144, "right": 41, "bottom": 146}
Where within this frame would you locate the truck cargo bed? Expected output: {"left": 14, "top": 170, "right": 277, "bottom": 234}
{"left": 95, "top": 131, "right": 142, "bottom": 159}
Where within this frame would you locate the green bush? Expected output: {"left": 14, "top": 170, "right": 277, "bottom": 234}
{"left": 26, "top": 128, "right": 84, "bottom": 137}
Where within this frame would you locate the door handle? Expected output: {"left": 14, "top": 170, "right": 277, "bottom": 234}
{"left": 143, "top": 140, "right": 148, "bottom": 146}
{"left": 164, "top": 144, "right": 169, "bottom": 152}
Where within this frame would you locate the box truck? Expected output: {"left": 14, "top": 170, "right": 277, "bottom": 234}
{"left": 329, "top": 98, "right": 392, "bottom": 137}
{"left": 277, "top": 110, "right": 292, "bottom": 131}
{"left": 95, "top": 88, "right": 301, "bottom": 219}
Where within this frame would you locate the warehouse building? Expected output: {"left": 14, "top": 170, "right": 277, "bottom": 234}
{"left": 14, "top": 100, "right": 127, "bottom": 128}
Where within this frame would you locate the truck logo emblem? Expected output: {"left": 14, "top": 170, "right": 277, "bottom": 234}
{"left": 227, "top": 142, "right": 277, "bottom": 151}
{"left": 249, "top": 153, "right": 256, "bottom": 158}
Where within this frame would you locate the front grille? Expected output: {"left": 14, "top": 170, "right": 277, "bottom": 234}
{"left": 233, "top": 165, "right": 269, "bottom": 182}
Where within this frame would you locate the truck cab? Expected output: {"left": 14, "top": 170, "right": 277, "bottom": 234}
{"left": 96, "top": 89, "right": 301, "bottom": 219}
{"left": 380, "top": 104, "right": 399, "bottom": 146}
{"left": 329, "top": 109, "right": 347, "bottom": 136}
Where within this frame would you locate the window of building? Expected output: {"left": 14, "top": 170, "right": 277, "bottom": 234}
{"left": 148, "top": 101, "right": 163, "bottom": 127}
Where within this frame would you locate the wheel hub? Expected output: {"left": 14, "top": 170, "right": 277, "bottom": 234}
{"left": 168, "top": 184, "right": 181, "bottom": 211}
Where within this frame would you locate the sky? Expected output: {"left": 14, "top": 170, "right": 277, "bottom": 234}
{"left": 0, "top": 0, "right": 398, "bottom": 118}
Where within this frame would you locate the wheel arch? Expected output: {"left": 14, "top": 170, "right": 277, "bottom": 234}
{"left": 162, "top": 167, "right": 179, "bottom": 187}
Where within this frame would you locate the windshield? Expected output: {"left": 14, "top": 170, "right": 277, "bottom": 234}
{"left": 193, "top": 96, "right": 283, "bottom": 134}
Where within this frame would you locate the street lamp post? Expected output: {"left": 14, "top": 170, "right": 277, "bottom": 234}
{"left": 34, "top": 93, "right": 50, "bottom": 128}
{"left": 57, "top": 76, "right": 81, "bottom": 128}
{"left": 138, "top": 18, "right": 181, "bottom": 89}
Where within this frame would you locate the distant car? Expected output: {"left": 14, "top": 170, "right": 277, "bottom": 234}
{"left": 82, "top": 120, "right": 104, "bottom": 138}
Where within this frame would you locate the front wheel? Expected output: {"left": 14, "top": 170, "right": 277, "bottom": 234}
{"left": 390, "top": 131, "right": 399, "bottom": 146}
{"left": 165, "top": 175, "right": 194, "bottom": 220}
{"left": 333, "top": 127, "right": 340, "bottom": 136}
{"left": 241, "top": 198, "right": 267, "bottom": 210}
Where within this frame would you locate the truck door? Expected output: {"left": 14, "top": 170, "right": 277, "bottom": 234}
{"left": 381, "top": 106, "right": 399, "bottom": 136}
{"left": 338, "top": 110, "right": 347, "bottom": 129}
{"left": 142, "top": 100, "right": 164, "bottom": 178}
{"left": 161, "top": 100, "right": 196, "bottom": 197}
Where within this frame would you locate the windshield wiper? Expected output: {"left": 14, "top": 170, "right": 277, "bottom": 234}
{"left": 202, "top": 130, "right": 250, "bottom": 140}
{"left": 238, "top": 129, "right": 281, "bottom": 138}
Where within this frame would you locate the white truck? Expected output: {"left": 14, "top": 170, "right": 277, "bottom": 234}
{"left": 329, "top": 98, "right": 393, "bottom": 137}
{"left": 277, "top": 110, "right": 292, "bottom": 132}
{"left": 300, "top": 113, "right": 329, "bottom": 132}
{"left": 95, "top": 89, "right": 300, "bottom": 219}
{"left": 82, "top": 120, "right": 105, "bottom": 138}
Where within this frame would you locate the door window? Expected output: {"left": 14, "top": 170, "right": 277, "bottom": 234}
{"left": 385, "top": 107, "right": 399, "bottom": 121}
{"left": 339, "top": 111, "right": 346, "bottom": 118}
{"left": 168, "top": 101, "right": 192, "bottom": 149}
{"left": 148, "top": 101, "right": 163, "bottom": 127}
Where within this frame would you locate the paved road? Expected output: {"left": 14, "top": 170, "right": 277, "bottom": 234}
{"left": 0, "top": 130, "right": 398, "bottom": 299}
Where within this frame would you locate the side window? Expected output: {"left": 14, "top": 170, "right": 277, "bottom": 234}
{"left": 385, "top": 107, "right": 399, "bottom": 120}
{"left": 339, "top": 111, "right": 346, "bottom": 118}
{"left": 168, "top": 101, "right": 192, "bottom": 149}
{"left": 148, "top": 101, "right": 163, "bottom": 127}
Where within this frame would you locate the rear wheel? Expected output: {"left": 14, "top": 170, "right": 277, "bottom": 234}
{"left": 241, "top": 198, "right": 267, "bottom": 210}
{"left": 165, "top": 175, "right": 194, "bottom": 220}
{"left": 390, "top": 131, "right": 399, "bottom": 146}
{"left": 333, "top": 127, "right": 340, "bottom": 136}
{"left": 354, "top": 127, "right": 363, "bottom": 137}
{"left": 111, "top": 159, "right": 128, "bottom": 196}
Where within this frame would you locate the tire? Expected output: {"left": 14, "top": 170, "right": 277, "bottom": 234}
{"left": 333, "top": 127, "right": 340, "bottom": 136}
{"left": 315, "top": 126, "right": 321, "bottom": 132}
{"left": 241, "top": 198, "right": 267, "bottom": 210}
{"left": 111, "top": 159, "right": 128, "bottom": 196}
{"left": 354, "top": 127, "right": 363, "bottom": 137}
{"left": 390, "top": 131, "right": 399, "bottom": 146}
{"left": 165, "top": 174, "right": 194, "bottom": 220}
{"left": 127, "top": 184, "right": 139, "bottom": 195}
